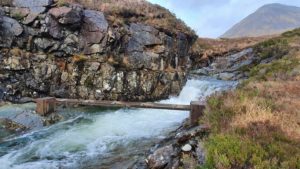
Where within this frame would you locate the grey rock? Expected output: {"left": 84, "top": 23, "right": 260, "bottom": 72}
{"left": 49, "top": 6, "right": 83, "bottom": 25}
{"left": 0, "top": 88, "right": 5, "bottom": 100}
{"left": 81, "top": 10, "right": 108, "bottom": 44}
{"left": 0, "top": 7, "right": 4, "bottom": 15}
{"left": 217, "top": 72, "right": 236, "bottom": 81}
{"left": 23, "top": 13, "right": 38, "bottom": 25}
{"left": 13, "top": 0, "right": 53, "bottom": 14}
{"left": 1, "top": 16, "right": 23, "bottom": 36}
{"left": 175, "top": 125, "right": 209, "bottom": 144}
{"left": 10, "top": 7, "right": 30, "bottom": 19}
{"left": 128, "top": 52, "right": 160, "bottom": 70}
{"left": 80, "top": 10, "right": 108, "bottom": 54}
{"left": 46, "top": 15, "right": 63, "bottom": 39}
{"left": 34, "top": 38, "right": 55, "bottom": 50}
{"left": 181, "top": 144, "right": 192, "bottom": 152}
{"left": 196, "top": 143, "right": 206, "bottom": 165}
{"left": 127, "top": 23, "right": 162, "bottom": 52}
{"left": 147, "top": 145, "right": 177, "bottom": 169}
{"left": 8, "top": 111, "right": 44, "bottom": 130}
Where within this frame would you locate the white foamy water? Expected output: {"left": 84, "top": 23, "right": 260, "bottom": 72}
{"left": 0, "top": 77, "right": 237, "bottom": 169}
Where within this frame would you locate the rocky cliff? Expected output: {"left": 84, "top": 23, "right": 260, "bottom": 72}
{"left": 0, "top": 0, "right": 197, "bottom": 102}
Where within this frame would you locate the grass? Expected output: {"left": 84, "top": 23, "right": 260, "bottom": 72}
{"left": 59, "top": 0, "right": 196, "bottom": 37}
{"left": 198, "top": 29, "right": 300, "bottom": 169}
{"left": 72, "top": 54, "right": 88, "bottom": 63}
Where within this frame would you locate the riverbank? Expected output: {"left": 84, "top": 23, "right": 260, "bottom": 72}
{"left": 186, "top": 29, "right": 300, "bottom": 169}
{"left": 0, "top": 77, "right": 237, "bottom": 169}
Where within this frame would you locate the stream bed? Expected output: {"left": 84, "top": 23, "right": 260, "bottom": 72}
{"left": 0, "top": 77, "right": 237, "bottom": 169}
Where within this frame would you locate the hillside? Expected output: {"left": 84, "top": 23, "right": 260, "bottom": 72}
{"left": 188, "top": 29, "right": 300, "bottom": 168}
{"left": 221, "top": 3, "right": 300, "bottom": 38}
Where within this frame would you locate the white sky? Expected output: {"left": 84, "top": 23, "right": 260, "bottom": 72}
{"left": 147, "top": 0, "right": 300, "bottom": 38}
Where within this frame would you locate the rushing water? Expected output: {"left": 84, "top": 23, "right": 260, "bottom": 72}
{"left": 0, "top": 77, "right": 237, "bottom": 169}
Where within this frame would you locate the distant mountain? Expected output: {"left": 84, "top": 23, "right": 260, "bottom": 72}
{"left": 221, "top": 3, "right": 300, "bottom": 38}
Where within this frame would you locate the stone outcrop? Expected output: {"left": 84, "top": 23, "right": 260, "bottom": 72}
{"left": 0, "top": 0, "right": 196, "bottom": 102}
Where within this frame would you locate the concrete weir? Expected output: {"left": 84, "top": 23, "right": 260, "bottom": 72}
{"left": 35, "top": 98, "right": 205, "bottom": 126}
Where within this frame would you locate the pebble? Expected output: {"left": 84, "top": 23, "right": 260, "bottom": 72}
{"left": 181, "top": 144, "right": 192, "bottom": 152}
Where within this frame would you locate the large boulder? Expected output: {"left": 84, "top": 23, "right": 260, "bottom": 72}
{"left": 1, "top": 16, "right": 23, "bottom": 36}
{"left": 0, "top": 16, "right": 23, "bottom": 47}
{"left": 49, "top": 5, "right": 83, "bottom": 25}
{"left": 80, "top": 10, "right": 108, "bottom": 54}
{"left": 147, "top": 145, "right": 178, "bottom": 169}
{"left": 127, "top": 23, "right": 162, "bottom": 52}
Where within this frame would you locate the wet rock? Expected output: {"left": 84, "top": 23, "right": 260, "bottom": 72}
{"left": 0, "top": 118, "right": 27, "bottom": 132}
{"left": 191, "top": 48, "right": 255, "bottom": 80}
{"left": 0, "top": 88, "right": 5, "bottom": 100}
{"left": 147, "top": 145, "right": 178, "bottom": 169}
{"left": 7, "top": 111, "right": 44, "bottom": 130}
{"left": 217, "top": 72, "right": 236, "bottom": 81}
{"left": 181, "top": 144, "right": 192, "bottom": 152}
{"left": 44, "top": 113, "right": 64, "bottom": 126}
{"left": 175, "top": 125, "right": 209, "bottom": 144}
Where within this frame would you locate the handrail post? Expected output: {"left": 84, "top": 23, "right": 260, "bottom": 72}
{"left": 190, "top": 101, "right": 205, "bottom": 126}
{"left": 36, "top": 97, "right": 56, "bottom": 116}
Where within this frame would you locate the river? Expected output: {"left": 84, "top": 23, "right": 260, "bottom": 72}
{"left": 0, "top": 77, "right": 237, "bottom": 169}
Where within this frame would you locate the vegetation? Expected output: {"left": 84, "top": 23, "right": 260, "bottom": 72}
{"left": 199, "top": 29, "right": 300, "bottom": 169}
{"left": 55, "top": 0, "right": 196, "bottom": 37}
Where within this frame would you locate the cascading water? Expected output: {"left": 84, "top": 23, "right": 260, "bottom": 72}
{"left": 0, "top": 77, "right": 237, "bottom": 169}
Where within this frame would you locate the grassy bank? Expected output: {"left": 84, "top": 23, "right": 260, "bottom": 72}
{"left": 200, "top": 29, "right": 300, "bottom": 169}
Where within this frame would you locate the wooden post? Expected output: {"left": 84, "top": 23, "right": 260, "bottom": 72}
{"left": 190, "top": 101, "right": 205, "bottom": 126}
{"left": 36, "top": 97, "right": 56, "bottom": 116}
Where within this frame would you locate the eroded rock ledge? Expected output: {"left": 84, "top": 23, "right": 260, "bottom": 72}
{"left": 0, "top": 0, "right": 196, "bottom": 102}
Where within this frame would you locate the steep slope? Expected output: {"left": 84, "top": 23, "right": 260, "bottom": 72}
{"left": 221, "top": 3, "right": 300, "bottom": 38}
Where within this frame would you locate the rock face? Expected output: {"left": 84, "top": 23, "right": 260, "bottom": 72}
{"left": 0, "top": 1, "right": 195, "bottom": 102}
{"left": 190, "top": 48, "right": 256, "bottom": 81}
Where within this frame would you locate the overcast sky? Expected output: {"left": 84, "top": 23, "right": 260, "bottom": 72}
{"left": 146, "top": 0, "right": 300, "bottom": 38}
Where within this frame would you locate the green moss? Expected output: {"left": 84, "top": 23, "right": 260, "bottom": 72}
{"left": 200, "top": 134, "right": 266, "bottom": 169}
{"left": 247, "top": 56, "right": 299, "bottom": 82}
{"left": 200, "top": 131, "right": 300, "bottom": 169}
{"left": 254, "top": 38, "right": 289, "bottom": 60}
{"left": 84, "top": 76, "right": 94, "bottom": 88}
{"left": 282, "top": 28, "right": 300, "bottom": 38}
{"left": 12, "top": 12, "right": 25, "bottom": 20}
{"left": 56, "top": 0, "right": 68, "bottom": 7}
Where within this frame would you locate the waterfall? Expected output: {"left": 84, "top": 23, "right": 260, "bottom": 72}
{"left": 0, "top": 77, "right": 237, "bottom": 169}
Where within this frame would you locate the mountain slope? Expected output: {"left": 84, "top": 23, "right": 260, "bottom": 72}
{"left": 221, "top": 3, "right": 300, "bottom": 38}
